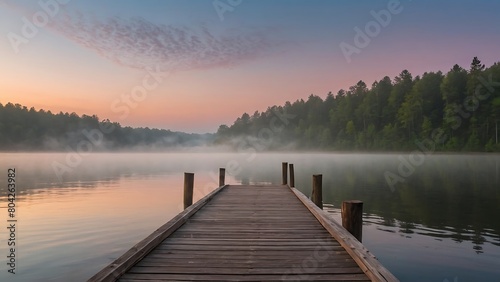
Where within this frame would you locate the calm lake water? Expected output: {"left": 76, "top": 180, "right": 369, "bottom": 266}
{"left": 0, "top": 152, "right": 499, "bottom": 281}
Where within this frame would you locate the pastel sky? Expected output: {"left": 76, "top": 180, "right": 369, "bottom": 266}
{"left": 1, "top": 0, "right": 499, "bottom": 133}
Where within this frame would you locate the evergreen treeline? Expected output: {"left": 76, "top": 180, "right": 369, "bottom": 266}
{"left": 2, "top": 57, "right": 499, "bottom": 152}
{"left": 216, "top": 57, "right": 500, "bottom": 152}
{"left": 0, "top": 103, "right": 212, "bottom": 151}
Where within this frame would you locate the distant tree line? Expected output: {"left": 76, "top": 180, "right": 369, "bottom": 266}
{"left": 0, "top": 103, "right": 212, "bottom": 151}
{"left": 2, "top": 57, "right": 499, "bottom": 152}
{"left": 216, "top": 57, "right": 500, "bottom": 152}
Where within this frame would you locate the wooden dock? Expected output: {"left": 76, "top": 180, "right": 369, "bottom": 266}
{"left": 89, "top": 182, "right": 398, "bottom": 281}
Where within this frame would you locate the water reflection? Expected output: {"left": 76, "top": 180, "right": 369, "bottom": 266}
{"left": 0, "top": 152, "right": 240, "bottom": 196}
{"left": 325, "top": 207, "right": 500, "bottom": 281}
{"left": 0, "top": 152, "right": 498, "bottom": 281}
{"left": 1, "top": 153, "right": 499, "bottom": 251}
{"left": 235, "top": 153, "right": 500, "bottom": 254}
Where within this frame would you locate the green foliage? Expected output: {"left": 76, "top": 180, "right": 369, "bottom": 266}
{"left": 217, "top": 57, "right": 500, "bottom": 152}
{"left": 464, "top": 130, "right": 481, "bottom": 151}
{"left": 2, "top": 57, "right": 499, "bottom": 152}
{"left": 444, "top": 137, "right": 461, "bottom": 151}
{"left": 0, "top": 103, "right": 211, "bottom": 150}
{"left": 485, "top": 139, "right": 500, "bottom": 152}
{"left": 345, "top": 120, "right": 356, "bottom": 136}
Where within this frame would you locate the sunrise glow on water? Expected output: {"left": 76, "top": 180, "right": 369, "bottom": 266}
{"left": 0, "top": 153, "right": 498, "bottom": 281}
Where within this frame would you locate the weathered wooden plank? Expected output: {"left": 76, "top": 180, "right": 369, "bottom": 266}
{"left": 144, "top": 252, "right": 351, "bottom": 260}
{"left": 170, "top": 230, "right": 330, "bottom": 235}
{"left": 153, "top": 245, "right": 345, "bottom": 251}
{"left": 190, "top": 211, "right": 313, "bottom": 214}
{"left": 137, "top": 257, "right": 357, "bottom": 267}
{"left": 185, "top": 217, "right": 317, "bottom": 220}
{"left": 177, "top": 222, "right": 323, "bottom": 226}
{"left": 126, "top": 266, "right": 364, "bottom": 275}
{"left": 177, "top": 225, "right": 325, "bottom": 229}
{"left": 147, "top": 248, "right": 347, "bottom": 254}
{"left": 158, "top": 238, "right": 341, "bottom": 246}
{"left": 167, "top": 234, "right": 334, "bottom": 239}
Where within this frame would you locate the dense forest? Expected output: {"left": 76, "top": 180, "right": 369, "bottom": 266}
{"left": 1, "top": 57, "right": 499, "bottom": 152}
{"left": 216, "top": 57, "right": 500, "bottom": 152}
{"left": 0, "top": 103, "right": 212, "bottom": 151}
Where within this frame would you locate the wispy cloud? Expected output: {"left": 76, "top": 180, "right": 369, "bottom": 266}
{"left": 55, "top": 12, "right": 280, "bottom": 71}
{"left": 5, "top": 2, "right": 281, "bottom": 72}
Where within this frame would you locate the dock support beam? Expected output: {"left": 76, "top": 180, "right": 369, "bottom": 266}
{"left": 219, "top": 168, "right": 225, "bottom": 187}
{"left": 311, "top": 174, "right": 323, "bottom": 209}
{"left": 342, "top": 200, "right": 363, "bottom": 242}
{"left": 183, "top": 172, "right": 194, "bottom": 210}
{"left": 282, "top": 162, "right": 288, "bottom": 185}
{"left": 289, "top": 163, "right": 295, "bottom": 188}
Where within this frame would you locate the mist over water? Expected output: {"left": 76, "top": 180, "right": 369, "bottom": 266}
{"left": 0, "top": 152, "right": 498, "bottom": 281}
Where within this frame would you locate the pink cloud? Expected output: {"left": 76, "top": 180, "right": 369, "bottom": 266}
{"left": 51, "top": 11, "right": 281, "bottom": 72}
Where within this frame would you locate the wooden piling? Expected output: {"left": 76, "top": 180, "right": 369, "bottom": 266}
{"left": 282, "top": 162, "right": 288, "bottom": 185}
{"left": 341, "top": 200, "right": 363, "bottom": 242}
{"left": 311, "top": 174, "right": 323, "bottom": 209}
{"left": 183, "top": 172, "right": 194, "bottom": 210}
{"left": 289, "top": 163, "right": 295, "bottom": 187}
{"left": 219, "top": 168, "right": 225, "bottom": 187}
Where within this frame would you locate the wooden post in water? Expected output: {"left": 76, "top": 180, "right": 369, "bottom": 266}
{"left": 289, "top": 163, "right": 295, "bottom": 188}
{"left": 282, "top": 162, "right": 288, "bottom": 185}
{"left": 183, "top": 172, "right": 194, "bottom": 210}
{"left": 219, "top": 168, "right": 225, "bottom": 187}
{"left": 311, "top": 174, "right": 323, "bottom": 209}
{"left": 341, "top": 200, "right": 363, "bottom": 242}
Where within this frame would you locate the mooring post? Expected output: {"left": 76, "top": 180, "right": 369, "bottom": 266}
{"left": 342, "top": 200, "right": 363, "bottom": 242}
{"left": 183, "top": 172, "right": 194, "bottom": 210}
{"left": 311, "top": 174, "right": 323, "bottom": 209}
{"left": 289, "top": 163, "right": 295, "bottom": 187}
{"left": 219, "top": 168, "right": 226, "bottom": 187}
{"left": 282, "top": 162, "right": 288, "bottom": 185}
